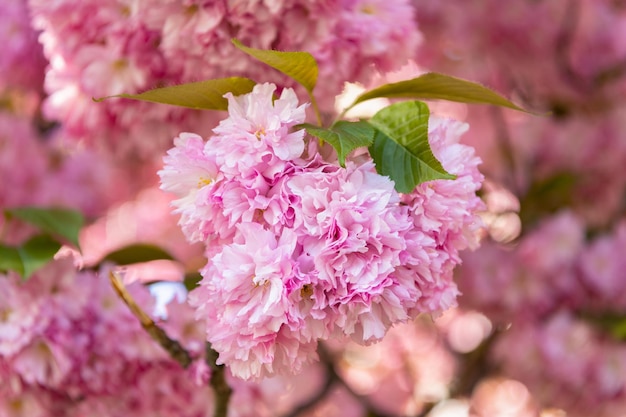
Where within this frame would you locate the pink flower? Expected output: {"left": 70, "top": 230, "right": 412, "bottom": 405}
{"left": 213, "top": 83, "right": 307, "bottom": 164}
{"left": 288, "top": 161, "right": 413, "bottom": 342}
{"left": 190, "top": 223, "right": 309, "bottom": 379}
{"left": 0, "top": 275, "right": 43, "bottom": 357}
{"left": 0, "top": 0, "right": 46, "bottom": 94}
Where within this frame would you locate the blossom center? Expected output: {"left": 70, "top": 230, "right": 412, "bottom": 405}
{"left": 0, "top": 307, "right": 12, "bottom": 322}
{"left": 112, "top": 59, "right": 129, "bottom": 71}
{"left": 361, "top": 4, "right": 377, "bottom": 14}
{"left": 300, "top": 284, "right": 313, "bottom": 299}
{"left": 198, "top": 177, "right": 212, "bottom": 188}
{"left": 254, "top": 127, "right": 266, "bottom": 140}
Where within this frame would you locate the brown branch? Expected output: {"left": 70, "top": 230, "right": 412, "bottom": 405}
{"left": 204, "top": 343, "right": 233, "bottom": 417}
{"left": 108, "top": 271, "right": 192, "bottom": 368}
{"left": 449, "top": 327, "right": 502, "bottom": 398}
{"left": 109, "top": 272, "right": 233, "bottom": 417}
{"left": 594, "top": 56, "right": 626, "bottom": 88}
{"left": 109, "top": 273, "right": 234, "bottom": 416}
{"left": 281, "top": 351, "right": 336, "bottom": 417}
{"left": 317, "top": 342, "right": 402, "bottom": 417}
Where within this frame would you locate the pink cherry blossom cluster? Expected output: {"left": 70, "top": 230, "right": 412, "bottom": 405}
{"left": 494, "top": 311, "right": 626, "bottom": 417}
{"left": 0, "top": 0, "right": 47, "bottom": 97}
{"left": 412, "top": 0, "right": 626, "bottom": 414}
{"left": 415, "top": 0, "right": 626, "bottom": 106}
{"left": 415, "top": 0, "right": 626, "bottom": 227}
{"left": 0, "top": 110, "right": 141, "bottom": 220}
{"left": 457, "top": 211, "right": 626, "bottom": 416}
{"left": 0, "top": 257, "right": 213, "bottom": 417}
{"left": 159, "top": 82, "right": 484, "bottom": 379}
{"left": 28, "top": 0, "right": 420, "bottom": 158}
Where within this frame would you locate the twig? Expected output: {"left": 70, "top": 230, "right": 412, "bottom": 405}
{"left": 205, "top": 343, "right": 233, "bottom": 417}
{"left": 109, "top": 272, "right": 233, "bottom": 417}
{"left": 449, "top": 327, "right": 502, "bottom": 398}
{"left": 281, "top": 353, "right": 336, "bottom": 417}
{"left": 594, "top": 56, "right": 626, "bottom": 88}
{"left": 317, "top": 342, "right": 401, "bottom": 417}
{"left": 108, "top": 271, "right": 192, "bottom": 368}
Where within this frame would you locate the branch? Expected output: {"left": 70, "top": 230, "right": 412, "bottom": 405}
{"left": 594, "top": 56, "right": 626, "bottom": 88}
{"left": 205, "top": 343, "right": 233, "bottom": 417}
{"left": 449, "top": 327, "right": 502, "bottom": 398}
{"left": 281, "top": 351, "right": 336, "bottom": 417}
{"left": 109, "top": 272, "right": 233, "bottom": 417}
{"left": 317, "top": 342, "right": 402, "bottom": 417}
{"left": 108, "top": 271, "right": 192, "bottom": 368}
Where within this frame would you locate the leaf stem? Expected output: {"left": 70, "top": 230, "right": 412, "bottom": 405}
{"left": 0, "top": 211, "right": 10, "bottom": 242}
{"left": 309, "top": 93, "right": 323, "bottom": 127}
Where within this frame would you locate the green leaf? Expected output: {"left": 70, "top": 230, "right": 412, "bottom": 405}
{"left": 98, "top": 244, "right": 175, "bottom": 266}
{"left": 0, "top": 245, "right": 23, "bottom": 276}
{"left": 300, "top": 121, "right": 375, "bottom": 167}
{"left": 6, "top": 207, "right": 84, "bottom": 248}
{"left": 349, "top": 72, "right": 529, "bottom": 113}
{"left": 368, "top": 101, "right": 455, "bottom": 193}
{"left": 93, "top": 77, "right": 257, "bottom": 111}
{"left": 232, "top": 39, "right": 318, "bottom": 94}
{"left": 0, "top": 235, "right": 62, "bottom": 279}
{"left": 183, "top": 272, "right": 203, "bottom": 292}
{"left": 582, "top": 312, "right": 626, "bottom": 341}
{"left": 18, "top": 235, "right": 62, "bottom": 279}
{"left": 519, "top": 172, "right": 578, "bottom": 229}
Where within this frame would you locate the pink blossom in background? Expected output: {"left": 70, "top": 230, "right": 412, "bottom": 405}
{"left": 0, "top": 114, "right": 48, "bottom": 211}
{"left": 79, "top": 186, "right": 204, "bottom": 272}
{"left": 27, "top": 0, "right": 422, "bottom": 165}
{"left": 0, "top": 0, "right": 46, "bottom": 96}
{"left": 0, "top": 257, "right": 215, "bottom": 416}
{"left": 580, "top": 221, "right": 626, "bottom": 308}
{"left": 414, "top": 4, "right": 626, "bottom": 412}
{"left": 458, "top": 211, "right": 626, "bottom": 414}
{"left": 470, "top": 377, "right": 539, "bottom": 417}
{"left": 415, "top": 0, "right": 626, "bottom": 225}
{"left": 415, "top": 0, "right": 626, "bottom": 104}
{"left": 336, "top": 317, "right": 457, "bottom": 415}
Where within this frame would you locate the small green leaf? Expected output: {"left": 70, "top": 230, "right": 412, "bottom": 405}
{"left": 183, "top": 272, "right": 203, "bottom": 292}
{"left": 349, "top": 72, "right": 529, "bottom": 113}
{"left": 0, "top": 244, "right": 24, "bottom": 276}
{"left": 0, "top": 235, "right": 62, "bottom": 279}
{"left": 519, "top": 172, "right": 578, "bottom": 228}
{"left": 582, "top": 312, "right": 626, "bottom": 341}
{"left": 300, "top": 121, "right": 375, "bottom": 167}
{"left": 93, "top": 77, "right": 257, "bottom": 111}
{"left": 368, "top": 101, "right": 455, "bottom": 193}
{"left": 98, "top": 244, "right": 175, "bottom": 266}
{"left": 18, "top": 235, "right": 62, "bottom": 279}
{"left": 232, "top": 39, "right": 318, "bottom": 94}
{"left": 6, "top": 207, "right": 84, "bottom": 248}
